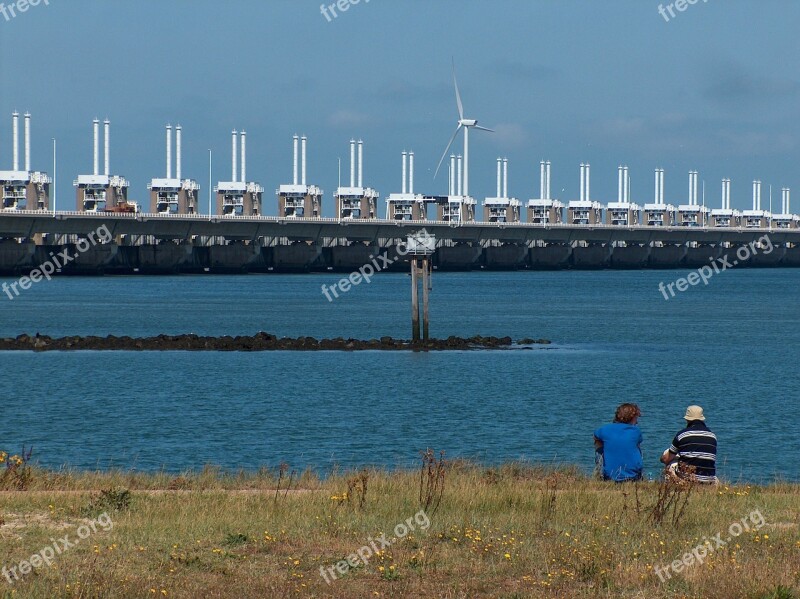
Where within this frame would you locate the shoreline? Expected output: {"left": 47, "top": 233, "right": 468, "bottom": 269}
{"left": 4, "top": 460, "right": 794, "bottom": 487}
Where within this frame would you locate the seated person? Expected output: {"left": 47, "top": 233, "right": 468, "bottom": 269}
{"left": 593, "top": 403, "right": 643, "bottom": 482}
{"left": 660, "top": 405, "right": 718, "bottom": 484}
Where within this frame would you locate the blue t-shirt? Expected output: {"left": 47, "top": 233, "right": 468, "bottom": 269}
{"left": 593, "top": 423, "right": 643, "bottom": 481}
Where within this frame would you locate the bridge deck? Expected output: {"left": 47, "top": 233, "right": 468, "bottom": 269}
{"left": 0, "top": 212, "right": 793, "bottom": 245}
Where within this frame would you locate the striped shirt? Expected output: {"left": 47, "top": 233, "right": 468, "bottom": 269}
{"left": 669, "top": 421, "right": 717, "bottom": 483}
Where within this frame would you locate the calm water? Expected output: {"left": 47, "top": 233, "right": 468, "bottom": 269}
{"left": 1, "top": 269, "right": 798, "bottom": 482}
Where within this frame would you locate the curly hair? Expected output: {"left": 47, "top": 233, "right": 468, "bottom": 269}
{"left": 614, "top": 403, "right": 641, "bottom": 424}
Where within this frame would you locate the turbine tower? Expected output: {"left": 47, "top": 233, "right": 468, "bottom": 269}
{"left": 435, "top": 62, "right": 493, "bottom": 198}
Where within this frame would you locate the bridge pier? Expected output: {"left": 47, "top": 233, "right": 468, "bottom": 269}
{"left": 529, "top": 245, "right": 572, "bottom": 269}
{"left": 610, "top": 245, "right": 651, "bottom": 269}
{"left": 571, "top": 244, "right": 612, "bottom": 269}
{"left": 0, "top": 240, "right": 36, "bottom": 276}
{"left": 138, "top": 242, "right": 199, "bottom": 274}
{"left": 483, "top": 244, "right": 529, "bottom": 270}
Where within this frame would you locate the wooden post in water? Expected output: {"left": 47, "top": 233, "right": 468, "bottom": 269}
{"left": 405, "top": 230, "right": 435, "bottom": 343}
{"left": 421, "top": 257, "right": 430, "bottom": 340}
{"left": 411, "top": 258, "right": 420, "bottom": 341}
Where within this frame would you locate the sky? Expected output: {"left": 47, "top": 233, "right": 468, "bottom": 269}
{"left": 1, "top": 0, "right": 799, "bottom": 216}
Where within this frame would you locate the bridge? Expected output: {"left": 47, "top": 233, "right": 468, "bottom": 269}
{"left": 0, "top": 211, "right": 796, "bottom": 274}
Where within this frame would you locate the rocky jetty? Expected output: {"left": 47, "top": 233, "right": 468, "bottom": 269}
{"left": 0, "top": 333, "right": 552, "bottom": 352}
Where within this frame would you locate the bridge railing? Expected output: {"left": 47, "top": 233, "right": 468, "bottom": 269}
{"left": 1, "top": 209, "right": 798, "bottom": 236}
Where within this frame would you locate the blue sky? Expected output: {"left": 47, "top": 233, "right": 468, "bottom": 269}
{"left": 1, "top": 0, "right": 799, "bottom": 215}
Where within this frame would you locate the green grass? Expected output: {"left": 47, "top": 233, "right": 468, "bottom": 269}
{"left": 0, "top": 463, "right": 798, "bottom": 598}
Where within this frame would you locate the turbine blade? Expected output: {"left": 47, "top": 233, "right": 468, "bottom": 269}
{"left": 434, "top": 125, "right": 463, "bottom": 179}
{"left": 474, "top": 125, "right": 494, "bottom": 133}
{"left": 452, "top": 59, "right": 464, "bottom": 120}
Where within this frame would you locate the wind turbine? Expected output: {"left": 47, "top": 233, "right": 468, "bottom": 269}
{"left": 435, "top": 62, "right": 493, "bottom": 198}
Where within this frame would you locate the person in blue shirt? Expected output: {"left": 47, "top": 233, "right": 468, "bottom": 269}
{"left": 593, "top": 403, "right": 644, "bottom": 482}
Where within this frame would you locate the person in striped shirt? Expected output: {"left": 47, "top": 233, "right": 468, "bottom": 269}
{"left": 660, "top": 405, "right": 718, "bottom": 484}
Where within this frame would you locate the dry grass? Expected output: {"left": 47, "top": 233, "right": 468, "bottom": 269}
{"left": 1, "top": 463, "right": 799, "bottom": 598}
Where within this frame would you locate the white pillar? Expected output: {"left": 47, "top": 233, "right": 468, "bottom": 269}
{"left": 231, "top": 130, "right": 238, "bottom": 182}
{"left": 726, "top": 180, "right": 731, "bottom": 210}
{"left": 721, "top": 179, "right": 726, "bottom": 210}
{"left": 401, "top": 151, "right": 407, "bottom": 194}
{"left": 580, "top": 164, "right": 586, "bottom": 202}
{"left": 786, "top": 188, "right": 791, "bottom": 214}
{"left": 540, "top": 161, "right": 545, "bottom": 199}
{"left": 503, "top": 158, "right": 508, "bottom": 199}
{"left": 292, "top": 135, "right": 299, "bottom": 185}
{"left": 301, "top": 136, "right": 307, "bottom": 186}
{"left": 176, "top": 125, "right": 182, "bottom": 181}
{"left": 727, "top": 180, "right": 731, "bottom": 210}
{"left": 623, "top": 166, "right": 629, "bottom": 204}
{"left": 546, "top": 161, "right": 551, "bottom": 200}
{"left": 585, "top": 163, "right": 591, "bottom": 202}
{"left": 104, "top": 119, "right": 110, "bottom": 176}
{"left": 240, "top": 131, "right": 247, "bottom": 183}
{"left": 661, "top": 170, "right": 665, "bottom": 205}
{"left": 757, "top": 180, "right": 762, "bottom": 210}
{"left": 655, "top": 169, "right": 660, "bottom": 205}
{"left": 358, "top": 140, "right": 364, "bottom": 189}
{"left": 12, "top": 112, "right": 19, "bottom": 171}
{"left": 93, "top": 119, "right": 100, "bottom": 176}
{"left": 457, "top": 155, "right": 463, "bottom": 197}
{"left": 24, "top": 113, "right": 31, "bottom": 172}
{"left": 408, "top": 151, "right": 415, "bottom": 194}
{"left": 496, "top": 158, "right": 502, "bottom": 198}
{"left": 695, "top": 172, "right": 699, "bottom": 206}
{"left": 449, "top": 155, "right": 456, "bottom": 196}
{"left": 722, "top": 179, "right": 727, "bottom": 210}
{"left": 463, "top": 127, "right": 469, "bottom": 197}
{"left": 759, "top": 181, "right": 763, "bottom": 211}
{"left": 349, "top": 140, "right": 356, "bottom": 188}
{"left": 166, "top": 125, "right": 173, "bottom": 179}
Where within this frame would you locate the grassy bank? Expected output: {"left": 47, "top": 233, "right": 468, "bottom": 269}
{"left": 0, "top": 462, "right": 798, "bottom": 598}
